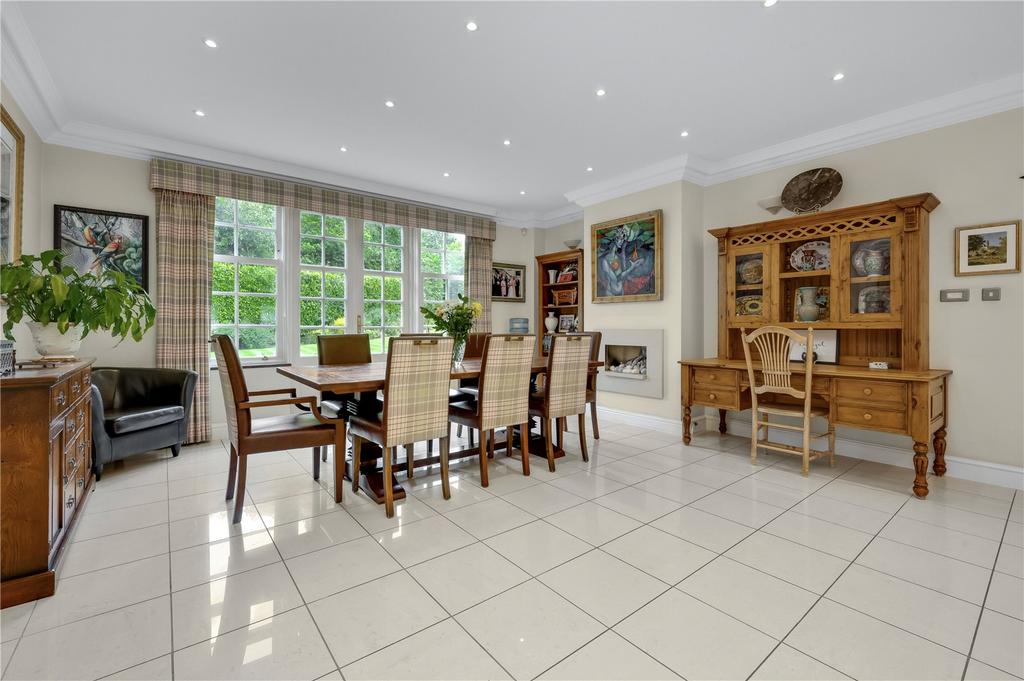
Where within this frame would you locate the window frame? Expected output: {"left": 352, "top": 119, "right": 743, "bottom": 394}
{"left": 416, "top": 229, "right": 466, "bottom": 331}
{"left": 296, "top": 210, "right": 349, "bottom": 358}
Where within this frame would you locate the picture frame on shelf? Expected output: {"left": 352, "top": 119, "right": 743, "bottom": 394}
{"left": 954, "top": 221, "right": 1021, "bottom": 276}
{"left": 557, "top": 314, "right": 575, "bottom": 332}
{"left": 557, "top": 262, "right": 578, "bottom": 283}
{"left": 53, "top": 205, "right": 149, "bottom": 290}
{"left": 787, "top": 329, "right": 839, "bottom": 364}
{"left": 492, "top": 262, "right": 526, "bottom": 302}
{"left": 591, "top": 209, "right": 663, "bottom": 303}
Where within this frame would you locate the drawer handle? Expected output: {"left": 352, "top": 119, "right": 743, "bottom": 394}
{"left": 709, "top": 393, "right": 717, "bottom": 400}
{"left": 77, "top": 478, "right": 85, "bottom": 489}
{"left": 863, "top": 412, "right": 873, "bottom": 421}
{"left": 708, "top": 373, "right": 716, "bottom": 381}
{"left": 66, "top": 497, "right": 74, "bottom": 509}
{"left": 63, "top": 474, "right": 69, "bottom": 486}
{"left": 863, "top": 388, "right": 872, "bottom": 396}
{"left": 72, "top": 382, "right": 81, "bottom": 394}
{"left": 57, "top": 391, "right": 66, "bottom": 406}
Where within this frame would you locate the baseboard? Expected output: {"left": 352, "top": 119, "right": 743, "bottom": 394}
{"left": 702, "top": 414, "right": 1023, "bottom": 491}
{"left": 595, "top": 406, "right": 687, "bottom": 436}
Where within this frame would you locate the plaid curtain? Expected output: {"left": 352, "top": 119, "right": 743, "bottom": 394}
{"left": 466, "top": 237, "right": 492, "bottom": 332}
{"left": 156, "top": 190, "right": 214, "bottom": 443}
{"left": 150, "top": 158, "right": 496, "bottom": 240}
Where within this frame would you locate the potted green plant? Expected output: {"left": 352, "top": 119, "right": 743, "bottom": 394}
{"left": 420, "top": 294, "right": 482, "bottom": 365}
{"left": 1, "top": 250, "right": 156, "bottom": 358}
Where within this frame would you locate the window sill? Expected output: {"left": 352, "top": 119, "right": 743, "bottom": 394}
{"left": 210, "top": 361, "right": 290, "bottom": 371}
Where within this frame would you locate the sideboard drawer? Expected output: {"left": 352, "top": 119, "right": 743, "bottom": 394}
{"left": 835, "top": 379, "right": 907, "bottom": 406}
{"left": 50, "top": 380, "right": 69, "bottom": 416}
{"left": 835, "top": 404, "right": 907, "bottom": 432}
{"left": 693, "top": 368, "right": 739, "bottom": 389}
{"left": 693, "top": 386, "right": 740, "bottom": 410}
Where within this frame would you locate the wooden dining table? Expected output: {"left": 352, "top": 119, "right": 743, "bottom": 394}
{"left": 278, "top": 357, "right": 602, "bottom": 504}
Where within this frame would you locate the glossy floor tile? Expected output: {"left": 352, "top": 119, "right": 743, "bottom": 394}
{"left": 3, "top": 424, "right": 1018, "bottom": 681}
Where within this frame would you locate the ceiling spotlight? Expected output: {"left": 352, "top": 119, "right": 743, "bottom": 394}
{"left": 596, "top": 88, "right": 606, "bottom": 97}
{"left": 680, "top": 130, "right": 689, "bottom": 137}
{"left": 586, "top": 167, "right": 594, "bottom": 172}
{"left": 503, "top": 139, "right": 511, "bottom": 146}
{"left": 833, "top": 72, "right": 845, "bottom": 81}
{"left": 339, "top": 146, "right": 348, "bottom": 152}
{"left": 203, "top": 38, "right": 218, "bottom": 48}
{"left": 466, "top": 21, "right": 478, "bottom": 31}
{"left": 385, "top": 100, "right": 396, "bottom": 108}
{"left": 193, "top": 109, "right": 206, "bottom": 117}
{"left": 519, "top": 190, "right": 526, "bottom": 195}
{"left": 763, "top": 0, "right": 778, "bottom": 7}
{"left": 443, "top": 172, "right": 450, "bottom": 177}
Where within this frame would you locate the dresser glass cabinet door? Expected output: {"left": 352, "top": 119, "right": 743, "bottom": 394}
{"left": 728, "top": 244, "right": 772, "bottom": 323}
{"left": 839, "top": 230, "right": 901, "bottom": 322}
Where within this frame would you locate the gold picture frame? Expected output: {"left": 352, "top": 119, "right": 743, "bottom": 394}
{"left": 1, "top": 105, "right": 25, "bottom": 265}
{"left": 954, "top": 220, "right": 1021, "bottom": 276}
{"left": 591, "top": 209, "right": 663, "bottom": 303}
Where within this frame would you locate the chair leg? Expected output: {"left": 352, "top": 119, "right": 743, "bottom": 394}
{"left": 468, "top": 428, "right": 475, "bottom": 448}
{"left": 171, "top": 443, "right": 181, "bottom": 457}
{"left": 750, "top": 412, "right": 759, "bottom": 465}
{"left": 405, "top": 444, "right": 415, "bottom": 479}
{"left": 520, "top": 422, "right": 531, "bottom": 476}
{"left": 232, "top": 453, "right": 247, "bottom": 524}
{"left": 313, "top": 446, "right": 321, "bottom": 465}
{"left": 801, "top": 420, "right": 811, "bottom": 476}
{"left": 226, "top": 444, "right": 238, "bottom": 500}
{"left": 828, "top": 421, "right": 836, "bottom": 468}
{"left": 477, "top": 429, "right": 489, "bottom": 487}
{"left": 333, "top": 425, "right": 345, "bottom": 503}
{"left": 457, "top": 424, "right": 464, "bottom": 438}
{"left": 383, "top": 446, "right": 396, "bottom": 518}
{"left": 351, "top": 436, "right": 363, "bottom": 493}
{"left": 312, "top": 447, "right": 321, "bottom": 481}
{"left": 590, "top": 402, "right": 600, "bottom": 440}
{"left": 440, "top": 435, "right": 451, "bottom": 500}
{"left": 543, "top": 418, "right": 556, "bottom": 472}
{"left": 577, "top": 413, "right": 589, "bottom": 462}
{"left": 487, "top": 430, "right": 495, "bottom": 459}
{"left": 555, "top": 417, "right": 564, "bottom": 450}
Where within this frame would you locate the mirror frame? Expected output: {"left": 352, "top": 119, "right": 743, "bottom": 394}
{"left": 1, "top": 105, "right": 25, "bottom": 263}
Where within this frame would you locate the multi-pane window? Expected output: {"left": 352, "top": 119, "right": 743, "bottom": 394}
{"left": 298, "top": 211, "right": 347, "bottom": 356}
{"left": 362, "top": 222, "right": 404, "bottom": 353}
{"left": 212, "top": 197, "right": 281, "bottom": 361}
{"left": 420, "top": 229, "right": 465, "bottom": 327}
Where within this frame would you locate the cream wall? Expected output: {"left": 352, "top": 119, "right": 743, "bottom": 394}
{"left": 701, "top": 109, "right": 1024, "bottom": 468}
{"left": 490, "top": 225, "right": 536, "bottom": 334}
{"left": 543, "top": 219, "right": 585, "bottom": 254}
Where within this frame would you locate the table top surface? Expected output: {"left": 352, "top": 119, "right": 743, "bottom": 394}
{"left": 279, "top": 357, "right": 601, "bottom": 392}
{"left": 679, "top": 357, "right": 952, "bottom": 381}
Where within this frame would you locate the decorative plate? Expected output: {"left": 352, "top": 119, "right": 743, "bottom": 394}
{"left": 857, "top": 285, "right": 891, "bottom": 314}
{"left": 851, "top": 239, "right": 891, "bottom": 277}
{"left": 788, "top": 240, "right": 831, "bottom": 272}
{"left": 781, "top": 168, "right": 843, "bottom": 214}
{"left": 737, "top": 259, "right": 764, "bottom": 284}
{"left": 735, "top": 295, "right": 763, "bottom": 316}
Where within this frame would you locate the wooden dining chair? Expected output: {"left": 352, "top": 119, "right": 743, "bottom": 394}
{"left": 312, "top": 334, "right": 374, "bottom": 463}
{"left": 528, "top": 334, "right": 592, "bottom": 472}
{"left": 448, "top": 334, "right": 536, "bottom": 489}
{"left": 349, "top": 336, "right": 454, "bottom": 517}
{"left": 211, "top": 335, "right": 345, "bottom": 523}
{"left": 740, "top": 326, "right": 835, "bottom": 475}
{"left": 568, "top": 331, "right": 602, "bottom": 440}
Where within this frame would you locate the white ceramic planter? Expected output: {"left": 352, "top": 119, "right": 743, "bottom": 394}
{"left": 27, "top": 322, "right": 84, "bottom": 358}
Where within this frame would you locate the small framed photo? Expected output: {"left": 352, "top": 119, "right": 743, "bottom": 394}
{"left": 557, "top": 314, "right": 575, "bottom": 332}
{"left": 491, "top": 262, "right": 526, "bottom": 302}
{"left": 788, "top": 329, "right": 838, "bottom": 364}
{"left": 955, "top": 221, "right": 1021, "bottom": 276}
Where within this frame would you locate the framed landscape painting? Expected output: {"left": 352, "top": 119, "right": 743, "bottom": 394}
{"left": 492, "top": 262, "right": 526, "bottom": 302}
{"left": 955, "top": 220, "right": 1020, "bottom": 276}
{"left": 591, "top": 210, "right": 662, "bottom": 303}
{"left": 54, "top": 205, "right": 149, "bottom": 290}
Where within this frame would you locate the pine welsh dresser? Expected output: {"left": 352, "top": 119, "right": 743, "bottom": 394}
{"left": 1, "top": 359, "right": 95, "bottom": 607}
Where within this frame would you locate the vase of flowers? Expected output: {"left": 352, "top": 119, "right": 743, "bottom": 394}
{"left": 420, "top": 294, "right": 483, "bottom": 366}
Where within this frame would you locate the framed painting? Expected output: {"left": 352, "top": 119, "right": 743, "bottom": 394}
{"left": 1, "top": 106, "right": 25, "bottom": 265}
{"left": 54, "top": 205, "right": 149, "bottom": 289}
{"left": 591, "top": 210, "right": 662, "bottom": 303}
{"left": 492, "top": 262, "right": 526, "bottom": 302}
{"left": 787, "top": 329, "right": 839, "bottom": 365}
{"left": 955, "top": 221, "right": 1021, "bottom": 276}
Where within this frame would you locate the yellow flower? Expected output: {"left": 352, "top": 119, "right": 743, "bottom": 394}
{"left": 435, "top": 306, "right": 445, "bottom": 316}
{"left": 471, "top": 302, "right": 483, "bottom": 317}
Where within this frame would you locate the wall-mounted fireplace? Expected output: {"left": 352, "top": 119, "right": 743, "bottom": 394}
{"left": 605, "top": 344, "right": 648, "bottom": 380}
{"left": 597, "top": 329, "right": 663, "bottom": 398}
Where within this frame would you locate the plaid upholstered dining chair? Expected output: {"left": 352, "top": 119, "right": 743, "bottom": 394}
{"left": 528, "top": 334, "right": 593, "bottom": 472}
{"left": 211, "top": 335, "right": 346, "bottom": 524}
{"left": 448, "top": 334, "right": 536, "bottom": 490}
{"left": 349, "top": 336, "right": 455, "bottom": 517}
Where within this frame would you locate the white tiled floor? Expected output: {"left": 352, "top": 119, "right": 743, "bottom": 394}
{"left": 1, "top": 415, "right": 1021, "bottom": 681}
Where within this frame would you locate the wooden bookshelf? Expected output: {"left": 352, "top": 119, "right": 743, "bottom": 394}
{"left": 535, "top": 248, "right": 584, "bottom": 355}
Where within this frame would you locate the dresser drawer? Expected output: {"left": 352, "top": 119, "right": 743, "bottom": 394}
{"left": 51, "top": 380, "right": 70, "bottom": 416}
{"left": 64, "top": 432, "right": 87, "bottom": 478}
{"left": 692, "top": 386, "right": 740, "bottom": 409}
{"left": 835, "top": 404, "right": 907, "bottom": 432}
{"left": 68, "top": 370, "right": 89, "bottom": 401}
{"left": 835, "top": 379, "right": 906, "bottom": 406}
{"left": 693, "top": 368, "right": 739, "bottom": 389}
{"left": 64, "top": 408, "right": 84, "bottom": 442}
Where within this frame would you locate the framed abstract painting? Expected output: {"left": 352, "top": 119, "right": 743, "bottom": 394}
{"left": 54, "top": 205, "right": 149, "bottom": 290}
{"left": 591, "top": 209, "right": 663, "bottom": 303}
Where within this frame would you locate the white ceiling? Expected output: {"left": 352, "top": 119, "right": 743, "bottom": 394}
{"left": 7, "top": 1, "right": 1024, "bottom": 223}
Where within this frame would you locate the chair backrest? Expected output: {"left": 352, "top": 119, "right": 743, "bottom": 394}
{"left": 382, "top": 336, "right": 454, "bottom": 447}
{"left": 317, "top": 334, "right": 371, "bottom": 365}
{"left": 478, "top": 334, "right": 536, "bottom": 431}
{"left": 570, "top": 331, "right": 602, "bottom": 390}
{"left": 544, "top": 334, "right": 592, "bottom": 418}
{"left": 211, "top": 334, "right": 250, "bottom": 446}
{"left": 740, "top": 326, "right": 814, "bottom": 404}
{"left": 465, "top": 332, "right": 490, "bottom": 360}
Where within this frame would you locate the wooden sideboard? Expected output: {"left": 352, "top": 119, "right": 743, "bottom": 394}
{"left": 682, "top": 194, "right": 952, "bottom": 497}
{"left": 1, "top": 359, "right": 95, "bottom": 608}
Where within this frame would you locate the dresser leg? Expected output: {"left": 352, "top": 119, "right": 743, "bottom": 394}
{"left": 932, "top": 428, "right": 947, "bottom": 477}
{"left": 718, "top": 409, "right": 727, "bottom": 435}
{"left": 912, "top": 441, "right": 929, "bottom": 498}
{"left": 683, "top": 406, "right": 692, "bottom": 445}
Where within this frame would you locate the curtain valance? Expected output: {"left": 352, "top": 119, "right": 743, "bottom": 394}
{"left": 149, "top": 158, "right": 496, "bottom": 240}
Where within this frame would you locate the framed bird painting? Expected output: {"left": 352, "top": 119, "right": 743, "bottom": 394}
{"left": 54, "top": 205, "right": 149, "bottom": 290}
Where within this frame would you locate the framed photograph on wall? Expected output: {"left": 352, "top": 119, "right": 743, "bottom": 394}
{"left": 955, "top": 221, "right": 1021, "bottom": 276}
{"left": 787, "top": 329, "right": 839, "bottom": 364}
{"left": 54, "top": 205, "right": 149, "bottom": 290}
{"left": 492, "top": 262, "right": 526, "bottom": 302}
{"left": 591, "top": 210, "right": 663, "bottom": 303}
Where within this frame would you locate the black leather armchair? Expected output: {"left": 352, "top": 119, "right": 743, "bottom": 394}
{"left": 90, "top": 367, "right": 198, "bottom": 479}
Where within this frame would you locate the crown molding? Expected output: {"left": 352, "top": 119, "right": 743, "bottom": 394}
{"left": 0, "top": 3, "right": 65, "bottom": 138}
{"left": 564, "top": 154, "right": 690, "bottom": 207}
{"left": 496, "top": 203, "right": 583, "bottom": 230}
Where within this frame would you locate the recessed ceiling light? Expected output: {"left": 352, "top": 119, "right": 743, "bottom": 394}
{"left": 763, "top": 0, "right": 778, "bottom": 7}
{"left": 519, "top": 190, "right": 526, "bottom": 195}
{"left": 680, "top": 130, "right": 689, "bottom": 137}
{"left": 443, "top": 172, "right": 450, "bottom": 177}
{"left": 586, "top": 167, "right": 594, "bottom": 172}
{"left": 466, "top": 21, "right": 478, "bottom": 31}
{"left": 385, "top": 100, "right": 395, "bottom": 108}
{"left": 339, "top": 146, "right": 348, "bottom": 152}
{"left": 503, "top": 139, "right": 511, "bottom": 146}
{"left": 833, "top": 72, "right": 845, "bottom": 81}
{"left": 193, "top": 109, "right": 206, "bottom": 117}
{"left": 595, "top": 88, "right": 606, "bottom": 97}
{"left": 203, "top": 38, "right": 218, "bottom": 48}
